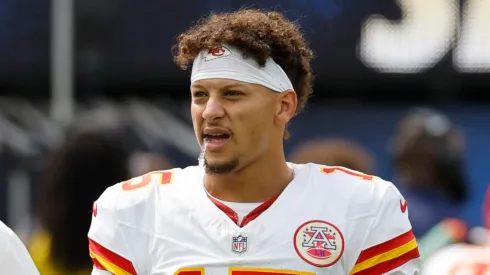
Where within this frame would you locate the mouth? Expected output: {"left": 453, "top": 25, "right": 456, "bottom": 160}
{"left": 202, "top": 130, "right": 231, "bottom": 151}
{"left": 203, "top": 133, "right": 230, "bottom": 144}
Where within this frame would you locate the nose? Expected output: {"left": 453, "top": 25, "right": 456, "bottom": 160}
{"left": 202, "top": 96, "right": 225, "bottom": 122}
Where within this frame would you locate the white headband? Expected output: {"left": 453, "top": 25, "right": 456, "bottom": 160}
{"left": 190, "top": 44, "right": 294, "bottom": 93}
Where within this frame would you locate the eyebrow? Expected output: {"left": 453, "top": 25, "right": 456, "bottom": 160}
{"left": 221, "top": 83, "right": 246, "bottom": 91}
{"left": 190, "top": 83, "right": 204, "bottom": 90}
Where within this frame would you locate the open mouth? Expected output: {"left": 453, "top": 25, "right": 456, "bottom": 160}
{"left": 203, "top": 131, "right": 231, "bottom": 151}
{"left": 203, "top": 133, "right": 230, "bottom": 144}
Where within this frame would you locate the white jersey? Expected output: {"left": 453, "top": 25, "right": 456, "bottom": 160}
{"left": 88, "top": 163, "right": 420, "bottom": 275}
{"left": 0, "top": 220, "right": 39, "bottom": 275}
{"left": 421, "top": 244, "right": 490, "bottom": 275}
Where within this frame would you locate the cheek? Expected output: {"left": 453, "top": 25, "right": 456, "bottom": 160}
{"left": 235, "top": 105, "right": 273, "bottom": 144}
{"left": 251, "top": 102, "right": 276, "bottom": 129}
{"left": 190, "top": 103, "right": 200, "bottom": 117}
{"left": 191, "top": 106, "right": 202, "bottom": 133}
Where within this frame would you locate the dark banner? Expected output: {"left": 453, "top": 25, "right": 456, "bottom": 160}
{"left": 1, "top": 0, "right": 489, "bottom": 99}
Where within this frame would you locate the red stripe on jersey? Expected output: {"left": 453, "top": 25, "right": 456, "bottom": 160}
{"left": 207, "top": 194, "right": 280, "bottom": 227}
{"left": 355, "top": 230, "right": 415, "bottom": 264}
{"left": 240, "top": 195, "right": 279, "bottom": 227}
{"left": 207, "top": 196, "right": 240, "bottom": 224}
{"left": 88, "top": 238, "right": 137, "bottom": 275}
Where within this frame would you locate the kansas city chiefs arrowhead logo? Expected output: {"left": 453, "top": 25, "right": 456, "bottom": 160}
{"left": 204, "top": 46, "right": 233, "bottom": 62}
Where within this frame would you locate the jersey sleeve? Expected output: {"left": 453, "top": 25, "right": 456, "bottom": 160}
{"left": 88, "top": 184, "right": 147, "bottom": 275}
{"left": 0, "top": 221, "right": 39, "bottom": 275}
{"left": 350, "top": 181, "right": 421, "bottom": 275}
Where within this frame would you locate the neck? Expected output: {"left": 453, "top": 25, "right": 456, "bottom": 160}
{"left": 204, "top": 150, "right": 293, "bottom": 203}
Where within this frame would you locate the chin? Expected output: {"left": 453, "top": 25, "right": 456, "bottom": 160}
{"left": 204, "top": 157, "right": 239, "bottom": 175}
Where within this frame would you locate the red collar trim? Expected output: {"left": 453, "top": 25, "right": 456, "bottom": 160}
{"left": 207, "top": 194, "right": 280, "bottom": 227}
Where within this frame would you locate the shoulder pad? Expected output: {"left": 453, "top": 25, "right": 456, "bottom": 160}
{"left": 304, "top": 163, "right": 392, "bottom": 215}
{"left": 115, "top": 168, "right": 183, "bottom": 209}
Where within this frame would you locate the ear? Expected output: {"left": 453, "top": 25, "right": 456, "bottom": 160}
{"left": 275, "top": 90, "right": 297, "bottom": 126}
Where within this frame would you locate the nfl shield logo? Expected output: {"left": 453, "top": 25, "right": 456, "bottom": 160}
{"left": 232, "top": 235, "right": 248, "bottom": 254}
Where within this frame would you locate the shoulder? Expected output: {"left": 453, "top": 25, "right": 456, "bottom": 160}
{"left": 97, "top": 166, "right": 200, "bottom": 208}
{"left": 298, "top": 163, "right": 421, "bottom": 273}
{"left": 88, "top": 166, "right": 202, "bottom": 274}
{"left": 295, "top": 162, "right": 385, "bottom": 186}
{"left": 92, "top": 166, "right": 202, "bottom": 225}
{"left": 294, "top": 162, "right": 398, "bottom": 216}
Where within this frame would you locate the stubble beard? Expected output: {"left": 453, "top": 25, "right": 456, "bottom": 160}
{"left": 204, "top": 157, "right": 239, "bottom": 174}
{"left": 198, "top": 141, "right": 239, "bottom": 174}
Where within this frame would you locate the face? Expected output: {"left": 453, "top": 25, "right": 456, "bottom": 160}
{"left": 190, "top": 78, "right": 297, "bottom": 174}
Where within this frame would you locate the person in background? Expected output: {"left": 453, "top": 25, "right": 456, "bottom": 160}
{"left": 421, "top": 185, "right": 490, "bottom": 274}
{"left": 28, "top": 119, "right": 149, "bottom": 275}
{"left": 27, "top": 105, "right": 175, "bottom": 274}
{"left": 288, "top": 138, "right": 375, "bottom": 174}
{"left": 0, "top": 220, "right": 39, "bottom": 274}
{"left": 390, "top": 107, "right": 468, "bottom": 238}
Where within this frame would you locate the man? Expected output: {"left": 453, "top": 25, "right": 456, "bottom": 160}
{"left": 29, "top": 120, "right": 135, "bottom": 275}
{"left": 389, "top": 108, "right": 468, "bottom": 237}
{"left": 421, "top": 186, "right": 490, "bottom": 274}
{"left": 88, "top": 9, "right": 420, "bottom": 275}
{"left": 0, "top": 220, "right": 39, "bottom": 274}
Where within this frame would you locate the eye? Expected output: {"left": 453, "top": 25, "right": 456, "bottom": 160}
{"left": 192, "top": 91, "right": 207, "bottom": 98}
{"left": 223, "top": 90, "right": 243, "bottom": 96}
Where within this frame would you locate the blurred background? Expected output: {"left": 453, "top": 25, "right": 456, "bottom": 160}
{"left": 0, "top": 0, "right": 489, "bottom": 274}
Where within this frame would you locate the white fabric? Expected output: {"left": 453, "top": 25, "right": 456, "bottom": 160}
{"left": 191, "top": 44, "right": 294, "bottom": 93}
{"left": 91, "top": 269, "right": 112, "bottom": 275}
{"left": 88, "top": 164, "right": 420, "bottom": 274}
{"left": 0, "top": 220, "right": 39, "bottom": 275}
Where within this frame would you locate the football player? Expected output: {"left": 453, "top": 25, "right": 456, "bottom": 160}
{"left": 88, "top": 9, "right": 421, "bottom": 275}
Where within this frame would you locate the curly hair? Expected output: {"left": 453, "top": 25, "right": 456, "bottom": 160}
{"left": 173, "top": 9, "right": 314, "bottom": 137}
